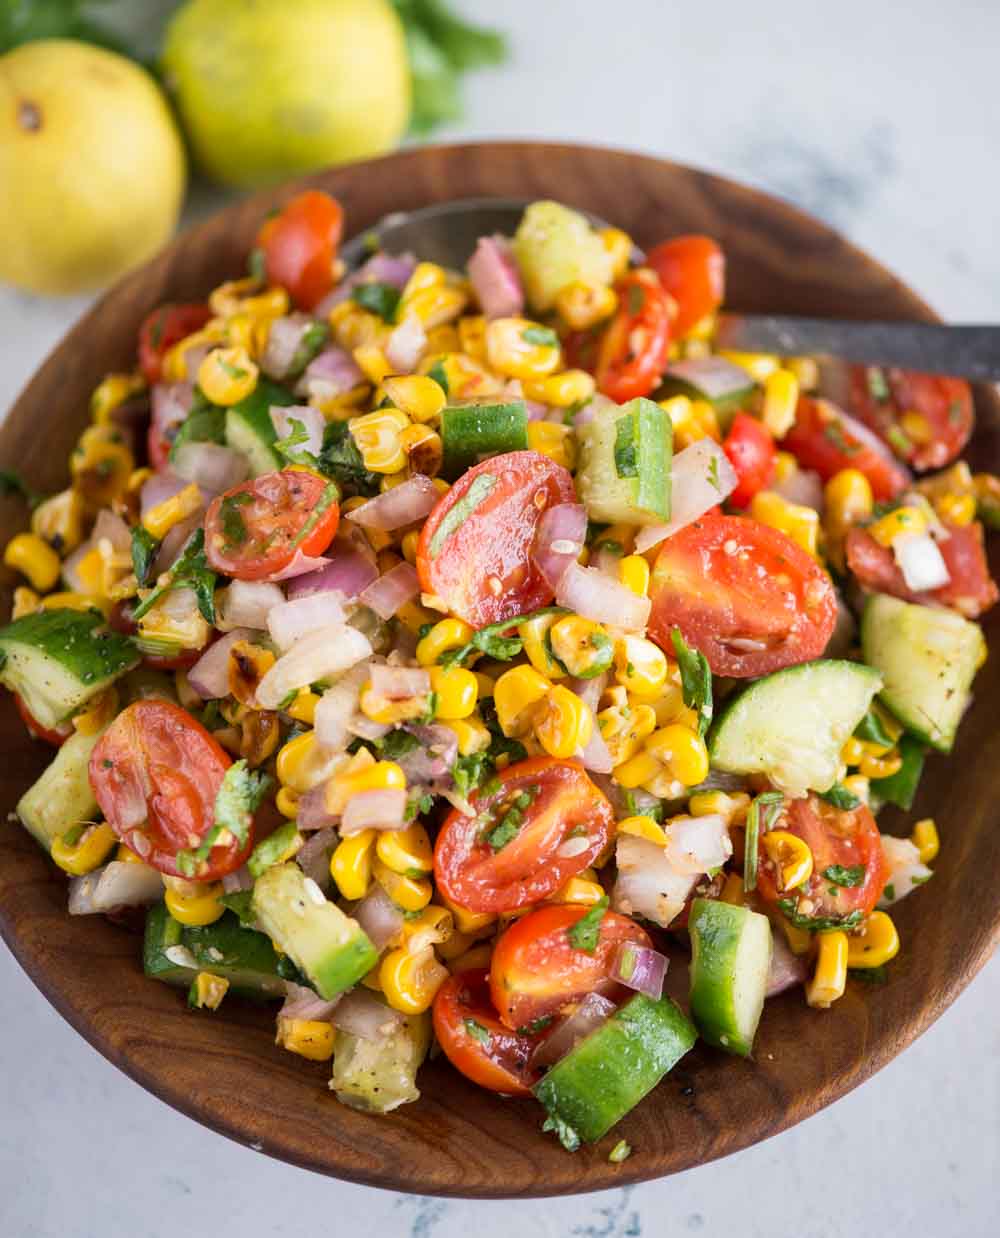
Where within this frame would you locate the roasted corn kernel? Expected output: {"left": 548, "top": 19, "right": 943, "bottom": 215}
{"left": 555, "top": 281, "right": 618, "bottom": 330}
{"left": 50, "top": 821, "right": 117, "bottom": 876}
{"left": 522, "top": 369, "right": 596, "bottom": 408}
{"left": 846, "top": 911, "right": 899, "bottom": 969}
{"left": 197, "top": 346, "right": 258, "bottom": 405}
{"left": 142, "top": 482, "right": 202, "bottom": 540}
{"left": 762, "top": 829, "right": 814, "bottom": 892}
{"left": 549, "top": 615, "right": 613, "bottom": 679}
{"left": 373, "top": 855, "right": 432, "bottom": 912}
{"left": 761, "top": 368, "right": 800, "bottom": 438}
{"left": 379, "top": 944, "right": 449, "bottom": 1014}
{"left": 614, "top": 635, "right": 668, "bottom": 696}
{"left": 616, "top": 814, "right": 669, "bottom": 846}
{"left": 485, "top": 317, "right": 561, "bottom": 380}
{"left": 349, "top": 407, "right": 410, "bottom": 474}
{"left": 376, "top": 823, "right": 433, "bottom": 878}
{"left": 3, "top": 532, "right": 61, "bottom": 591}
{"left": 750, "top": 490, "right": 820, "bottom": 557}
{"left": 416, "top": 618, "right": 474, "bottom": 667}
{"left": 597, "top": 700, "right": 657, "bottom": 766}
{"left": 911, "top": 818, "right": 939, "bottom": 864}
{"left": 526, "top": 421, "right": 576, "bottom": 469}
{"left": 868, "top": 505, "right": 927, "bottom": 547}
{"left": 164, "top": 882, "right": 226, "bottom": 927}
{"left": 276, "top": 1018, "right": 335, "bottom": 1061}
{"left": 383, "top": 374, "right": 447, "bottom": 424}
{"left": 330, "top": 830, "right": 376, "bottom": 901}
{"left": 534, "top": 684, "right": 593, "bottom": 759}
{"left": 805, "top": 930, "right": 848, "bottom": 1009}
{"left": 519, "top": 612, "right": 566, "bottom": 679}
{"left": 31, "top": 488, "right": 86, "bottom": 555}
{"left": 493, "top": 664, "right": 551, "bottom": 737}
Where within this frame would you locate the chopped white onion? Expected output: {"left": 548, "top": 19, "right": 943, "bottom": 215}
{"left": 663, "top": 814, "right": 732, "bottom": 876}
{"left": 331, "top": 988, "right": 406, "bottom": 1040}
{"left": 612, "top": 834, "right": 696, "bottom": 928}
{"left": 369, "top": 663, "right": 430, "bottom": 699}
{"left": 267, "top": 593, "right": 346, "bottom": 652}
{"left": 385, "top": 314, "right": 428, "bottom": 373}
{"left": 635, "top": 439, "right": 738, "bottom": 553}
{"left": 878, "top": 835, "right": 933, "bottom": 907}
{"left": 556, "top": 561, "right": 651, "bottom": 632}
{"left": 216, "top": 579, "right": 286, "bottom": 631}
{"left": 260, "top": 314, "right": 311, "bottom": 379}
{"left": 345, "top": 475, "right": 438, "bottom": 530}
{"left": 172, "top": 441, "right": 249, "bottom": 495}
{"left": 187, "top": 628, "right": 255, "bottom": 699}
{"left": 340, "top": 789, "right": 408, "bottom": 835}
{"left": 314, "top": 662, "right": 371, "bottom": 750}
{"left": 358, "top": 561, "right": 420, "bottom": 620}
{"left": 68, "top": 860, "right": 163, "bottom": 915}
{"left": 255, "top": 624, "right": 372, "bottom": 710}
{"left": 270, "top": 403, "right": 325, "bottom": 459}
{"left": 893, "top": 532, "right": 951, "bottom": 592}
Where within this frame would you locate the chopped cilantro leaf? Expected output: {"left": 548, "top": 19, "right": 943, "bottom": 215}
{"left": 275, "top": 417, "right": 319, "bottom": 468}
{"left": 522, "top": 325, "right": 559, "bottom": 348}
{"left": 777, "top": 899, "right": 864, "bottom": 933}
{"left": 566, "top": 896, "right": 609, "bottom": 953}
{"left": 131, "top": 527, "right": 217, "bottom": 624}
{"left": 542, "top": 1113, "right": 581, "bottom": 1152}
{"left": 439, "top": 605, "right": 568, "bottom": 668}
{"left": 670, "top": 627, "right": 713, "bottom": 736}
{"left": 377, "top": 728, "right": 421, "bottom": 760}
{"left": 130, "top": 525, "right": 159, "bottom": 587}
{"left": 463, "top": 1017, "right": 491, "bottom": 1046}
{"left": 819, "top": 783, "right": 862, "bottom": 810}
{"left": 744, "top": 790, "right": 784, "bottom": 893}
{"left": 823, "top": 864, "right": 865, "bottom": 888}
{"left": 352, "top": 281, "right": 401, "bottom": 322}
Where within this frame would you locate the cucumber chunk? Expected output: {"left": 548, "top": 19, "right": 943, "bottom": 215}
{"left": 224, "top": 378, "right": 295, "bottom": 476}
{"left": 860, "top": 592, "right": 985, "bottom": 752}
{"left": 512, "top": 201, "right": 614, "bottom": 313}
{"left": 576, "top": 396, "right": 672, "bottom": 525}
{"left": 708, "top": 659, "right": 882, "bottom": 797}
{"left": 331, "top": 1010, "right": 431, "bottom": 1113}
{"left": 144, "top": 903, "right": 286, "bottom": 1001}
{"left": 17, "top": 727, "right": 106, "bottom": 850}
{"left": 0, "top": 607, "right": 138, "bottom": 729}
{"left": 533, "top": 993, "right": 696, "bottom": 1148}
{"left": 688, "top": 898, "right": 771, "bottom": 1057}
{"left": 869, "top": 732, "right": 927, "bottom": 810}
{"left": 441, "top": 402, "right": 528, "bottom": 478}
{"left": 252, "top": 862, "right": 377, "bottom": 999}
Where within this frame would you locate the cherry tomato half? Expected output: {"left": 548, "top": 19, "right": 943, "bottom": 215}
{"left": 417, "top": 450, "right": 575, "bottom": 628}
{"left": 848, "top": 366, "right": 974, "bottom": 472}
{"left": 204, "top": 470, "right": 340, "bottom": 582}
{"left": 756, "top": 794, "right": 888, "bottom": 926}
{"left": 782, "top": 396, "right": 910, "bottom": 502}
{"left": 89, "top": 700, "right": 249, "bottom": 880}
{"left": 433, "top": 970, "right": 541, "bottom": 1096}
{"left": 649, "top": 513, "right": 837, "bottom": 677}
{"left": 434, "top": 757, "right": 614, "bottom": 914}
{"left": 646, "top": 235, "right": 726, "bottom": 337}
{"left": 723, "top": 413, "right": 776, "bottom": 508}
{"left": 257, "top": 190, "right": 344, "bottom": 311}
{"left": 15, "top": 693, "right": 72, "bottom": 747}
{"left": 138, "top": 303, "right": 211, "bottom": 386}
{"left": 489, "top": 904, "right": 651, "bottom": 1032}
{"left": 594, "top": 268, "right": 672, "bottom": 402}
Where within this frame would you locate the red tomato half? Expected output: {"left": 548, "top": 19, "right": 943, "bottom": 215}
{"left": 258, "top": 190, "right": 344, "bottom": 310}
{"left": 756, "top": 794, "right": 888, "bottom": 926}
{"left": 649, "top": 513, "right": 837, "bottom": 677}
{"left": 723, "top": 413, "right": 776, "bottom": 508}
{"left": 782, "top": 396, "right": 910, "bottom": 501}
{"left": 89, "top": 700, "right": 249, "bottom": 880}
{"left": 489, "top": 905, "right": 650, "bottom": 1032}
{"left": 204, "top": 470, "right": 340, "bottom": 581}
{"left": 416, "top": 450, "right": 575, "bottom": 628}
{"left": 845, "top": 521, "right": 998, "bottom": 619}
{"left": 433, "top": 970, "right": 541, "bottom": 1096}
{"left": 848, "top": 366, "right": 974, "bottom": 472}
{"left": 15, "top": 693, "right": 72, "bottom": 747}
{"left": 594, "top": 269, "right": 672, "bottom": 401}
{"left": 646, "top": 235, "right": 726, "bottom": 336}
{"left": 434, "top": 757, "right": 614, "bottom": 914}
{"left": 138, "top": 303, "right": 211, "bottom": 386}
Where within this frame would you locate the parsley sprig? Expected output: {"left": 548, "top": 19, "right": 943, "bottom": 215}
{"left": 671, "top": 628, "right": 713, "bottom": 736}
{"left": 132, "top": 527, "right": 217, "bottom": 624}
{"left": 176, "top": 760, "right": 271, "bottom": 878}
{"left": 566, "top": 896, "right": 609, "bottom": 953}
{"left": 440, "top": 606, "right": 569, "bottom": 668}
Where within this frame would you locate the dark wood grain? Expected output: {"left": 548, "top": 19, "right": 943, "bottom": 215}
{"left": 0, "top": 142, "right": 997, "bottom": 1199}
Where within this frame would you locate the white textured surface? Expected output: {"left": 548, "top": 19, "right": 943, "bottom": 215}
{"left": 1, "top": 2, "right": 998, "bottom": 1234}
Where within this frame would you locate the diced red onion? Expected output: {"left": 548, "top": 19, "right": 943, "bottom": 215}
{"left": 314, "top": 662, "right": 370, "bottom": 749}
{"left": 663, "top": 814, "right": 732, "bottom": 876}
{"left": 635, "top": 439, "right": 738, "bottom": 553}
{"left": 151, "top": 512, "right": 203, "bottom": 577}
{"left": 359, "top": 561, "right": 420, "bottom": 620}
{"left": 347, "top": 714, "right": 391, "bottom": 743}
{"left": 772, "top": 465, "right": 825, "bottom": 513}
{"left": 294, "top": 345, "right": 365, "bottom": 401}
{"left": 352, "top": 884, "right": 405, "bottom": 952}
{"left": 666, "top": 356, "right": 754, "bottom": 401}
{"left": 256, "top": 624, "right": 372, "bottom": 709}
{"left": 140, "top": 472, "right": 187, "bottom": 516}
{"left": 766, "top": 931, "right": 808, "bottom": 997}
{"left": 296, "top": 784, "right": 339, "bottom": 832}
{"left": 525, "top": 399, "right": 550, "bottom": 421}
{"left": 369, "top": 663, "right": 430, "bottom": 700}
{"left": 172, "top": 441, "right": 249, "bottom": 495}
{"left": 270, "top": 403, "right": 325, "bottom": 458}
{"left": 260, "top": 314, "right": 312, "bottom": 379}
{"left": 530, "top": 992, "right": 616, "bottom": 1069}
{"left": 180, "top": 342, "right": 212, "bottom": 381}
{"left": 268, "top": 593, "right": 346, "bottom": 652}
{"left": 578, "top": 719, "right": 614, "bottom": 774}
{"left": 345, "top": 474, "right": 438, "bottom": 530}
{"left": 317, "top": 252, "right": 417, "bottom": 314}
{"left": 280, "top": 981, "right": 341, "bottom": 1022}
{"left": 260, "top": 551, "right": 332, "bottom": 583}
{"left": 613, "top": 942, "right": 668, "bottom": 1000}
{"left": 286, "top": 547, "right": 378, "bottom": 602}
{"left": 93, "top": 508, "right": 132, "bottom": 552}
{"left": 893, "top": 532, "right": 951, "bottom": 592}
{"left": 385, "top": 314, "right": 427, "bottom": 373}
{"left": 331, "top": 989, "right": 407, "bottom": 1040}
{"left": 400, "top": 723, "right": 458, "bottom": 783}
{"left": 150, "top": 381, "right": 193, "bottom": 441}
{"left": 296, "top": 827, "right": 338, "bottom": 890}
{"left": 556, "top": 561, "right": 651, "bottom": 632}
{"left": 532, "top": 502, "right": 587, "bottom": 590}
{"left": 612, "top": 834, "right": 696, "bottom": 928}
{"left": 216, "top": 579, "right": 285, "bottom": 630}
{"left": 187, "top": 628, "right": 254, "bottom": 699}
{"left": 468, "top": 235, "right": 524, "bottom": 320}
{"left": 340, "top": 788, "right": 408, "bottom": 835}
{"left": 68, "top": 860, "right": 163, "bottom": 915}
{"left": 221, "top": 864, "right": 253, "bottom": 894}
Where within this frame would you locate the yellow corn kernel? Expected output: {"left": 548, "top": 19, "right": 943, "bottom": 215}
{"left": 659, "top": 395, "right": 721, "bottom": 449}
{"left": 72, "top": 687, "right": 118, "bottom": 737}
{"left": 846, "top": 911, "right": 900, "bottom": 969}
{"left": 761, "top": 368, "right": 800, "bottom": 438}
{"left": 39, "top": 591, "right": 108, "bottom": 618}
{"left": 349, "top": 407, "right": 410, "bottom": 474}
{"left": 50, "top": 821, "right": 117, "bottom": 876}
{"left": 439, "top": 891, "right": 496, "bottom": 936}
{"left": 380, "top": 944, "right": 449, "bottom": 1014}
{"left": 526, "top": 420, "right": 576, "bottom": 469}
{"left": 447, "top": 944, "right": 494, "bottom": 973}
{"left": 3, "top": 532, "right": 61, "bottom": 592}
{"left": 899, "top": 409, "right": 933, "bottom": 445}
{"left": 612, "top": 748, "right": 662, "bottom": 789}
{"left": 330, "top": 830, "right": 376, "bottom": 900}
{"left": 358, "top": 679, "right": 430, "bottom": 726}
{"left": 619, "top": 555, "right": 650, "bottom": 597}
{"left": 772, "top": 451, "right": 798, "bottom": 485}
{"left": 400, "top": 530, "right": 421, "bottom": 565}
{"left": 435, "top": 929, "right": 477, "bottom": 961}
{"left": 523, "top": 368, "right": 596, "bottom": 408}
{"left": 402, "top": 284, "right": 468, "bottom": 330}
{"left": 840, "top": 736, "right": 865, "bottom": 767}
{"left": 400, "top": 904, "right": 453, "bottom": 954}
{"left": 440, "top": 715, "right": 491, "bottom": 758}
{"left": 383, "top": 374, "right": 448, "bottom": 424}
{"left": 842, "top": 774, "right": 870, "bottom": 805}
{"left": 750, "top": 490, "right": 820, "bottom": 557}
{"left": 328, "top": 302, "right": 382, "bottom": 351}
{"left": 493, "top": 664, "right": 551, "bottom": 737}
{"left": 825, "top": 468, "right": 874, "bottom": 529}
{"left": 805, "top": 931, "right": 848, "bottom": 1009}
{"left": 762, "top": 829, "right": 814, "bottom": 893}
{"left": 165, "top": 882, "right": 226, "bottom": 927}
{"left": 197, "top": 346, "right": 258, "bottom": 405}
{"left": 597, "top": 701, "right": 657, "bottom": 766}
{"left": 287, "top": 690, "right": 319, "bottom": 725}
{"left": 329, "top": 761, "right": 406, "bottom": 818}
{"left": 859, "top": 749, "right": 903, "bottom": 780}
{"left": 11, "top": 586, "right": 38, "bottom": 619}
{"left": 614, "top": 635, "right": 668, "bottom": 697}
{"left": 516, "top": 612, "right": 564, "bottom": 679}
{"left": 554, "top": 281, "right": 618, "bottom": 330}
{"left": 127, "top": 468, "right": 153, "bottom": 500}
{"left": 778, "top": 915, "right": 813, "bottom": 956}
{"left": 376, "top": 823, "right": 433, "bottom": 878}
{"left": 720, "top": 873, "right": 745, "bottom": 906}
{"left": 485, "top": 317, "right": 561, "bottom": 380}
{"left": 208, "top": 278, "right": 283, "bottom": 319}
{"left": 934, "top": 492, "right": 976, "bottom": 527}
{"left": 190, "top": 971, "right": 230, "bottom": 1011}
{"left": 549, "top": 615, "right": 612, "bottom": 679}
{"left": 276, "top": 1018, "right": 335, "bottom": 1061}
{"left": 71, "top": 431, "right": 134, "bottom": 505}
{"left": 868, "top": 505, "right": 927, "bottom": 547}
{"left": 399, "top": 423, "right": 443, "bottom": 475}
{"left": 31, "top": 488, "right": 86, "bottom": 555}
{"left": 351, "top": 343, "right": 393, "bottom": 386}
{"left": 275, "top": 731, "right": 338, "bottom": 795}
{"left": 90, "top": 372, "right": 144, "bottom": 423}
{"left": 599, "top": 227, "right": 633, "bottom": 280}
{"left": 115, "top": 842, "right": 143, "bottom": 864}
{"left": 911, "top": 817, "right": 939, "bottom": 864}
{"left": 552, "top": 875, "right": 606, "bottom": 905}
{"left": 373, "top": 856, "right": 432, "bottom": 912}
{"left": 275, "top": 786, "right": 299, "bottom": 818}
{"left": 416, "top": 618, "right": 474, "bottom": 667}
{"left": 718, "top": 350, "right": 780, "bottom": 383}
{"left": 457, "top": 314, "right": 487, "bottom": 362}
{"left": 645, "top": 724, "right": 710, "bottom": 787}
{"left": 534, "top": 684, "right": 593, "bottom": 759}
{"left": 360, "top": 964, "right": 383, "bottom": 992}
{"left": 616, "top": 814, "right": 669, "bottom": 846}
{"left": 142, "top": 481, "right": 203, "bottom": 541}
{"left": 688, "top": 790, "right": 750, "bottom": 826}
{"left": 784, "top": 356, "right": 819, "bottom": 391}
{"left": 394, "top": 600, "right": 437, "bottom": 639}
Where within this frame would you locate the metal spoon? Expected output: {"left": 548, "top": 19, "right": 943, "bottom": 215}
{"left": 341, "top": 198, "right": 1000, "bottom": 382}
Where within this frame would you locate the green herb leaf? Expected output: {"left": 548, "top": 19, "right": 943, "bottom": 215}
{"left": 776, "top": 899, "right": 864, "bottom": 933}
{"left": 822, "top": 420, "right": 860, "bottom": 456}
{"left": 670, "top": 628, "right": 713, "bottom": 736}
{"left": 452, "top": 751, "right": 494, "bottom": 800}
{"left": 823, "top": 864, "right": 865, "bottom": 888}
{"left": 744, "top": 790, "right": 784, "bottom": 893}
{"left": 522, "top": 325, "right": 559, "bottom": 348}
{"left": 566, "top": 896, "right": 609, "bottom": 953}
{"left": 854, "top": 710, "right": 895, "bottom": 748}
{"left": 0, "top": 468, "right": 42, "bottom": 509}
{"left": 131, "top": 528, "right": 217, "bottom": 624}
{"left": 427, "top": 358, "right": 450, "bottom": 396}
{"left": 289, "top": 482, "right": 339, "bottom": 552}
{"left": 819, "top": 783, "right": 861, "bottom": 810}
{"left": 248, "top": 247, "right": 266, "bottom": 282}
{"left": 130, "top": 525, "right": 159, "bottom": 587}
{"left": 275, "top": 417, "right": 319, "bottom": 468}
{"left": 517, "top": 1014, "right": 554, "bottom": 1036}
{"left": 352, "top": 281, "right": 402, "bottom": 322}
{"left": 218, "top": 490, "right": 252, "bottom": 549}
{"left": 219, "top": 890, "right": 256, "bottom": 927}
{"left": 377, "top": 728, "right": 421, "bottom": 760}
{"left": 286, "top": 321, "right": 329, "bottom": 380}
{"left": 848, "top": 965, "right": 889, "bottom": 986}
{"left": 439, "top": 605, "right": 568, "bottom": 668}
{"left": 866, "top": 366, "right": 890, "bottom": 402}
{"left": 463, "top": 1017, "right": 491, "bottom": 1046}
{"left": 317, "top": 420, "right": 380, "bottom": 496}
{"left": 428, "top": 472, "right": 497, "bottom": 557}
{"left": 707, "top": 455, "right": 721, "bottom": 492}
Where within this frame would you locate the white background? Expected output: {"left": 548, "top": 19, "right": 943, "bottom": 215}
{"left": 1, "top": 2, "right": 998, "bottom": 1235}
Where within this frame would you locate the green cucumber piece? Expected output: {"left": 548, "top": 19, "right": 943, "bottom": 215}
{"left": 441, "top": 402, "right": 528, "bottom": 478}
{"left": 0, "top": 607, "right": 138, "bottom": 729}
{"left": 533, "top": 993, "right": 696, "bottom": 1148}
{"left": 869, "top": 732, "right": 927, "bottom": 810}
{"left": 143, "top": 903, "right": 286, "bottom": 1001}
{"left": 688, "top": 898, "right": 771, "bottom": 1057}
{"left": 251, "top": 862, "right": 377, "bottom": 999}
{"left": 576, "top": 396, "right": 672, "bottom": 525}
{"left": 169, "top": 402, "right": 226, "bottom": 462}
{"left": 512, "top": 201, "right": 614, "bottom": 313}
{"left": 224, "top": 378, "right": 296, "bottom": 476}
{"left": 708, "top": 659, "right": 882, "bottom": 797}
{"left": 656, "top": 357, "right": 756, "bottom": 419}
{"left": 331, "top": 1010, "right": 431, "bottom": 1113}
{"left": 860, "top": 592, "right": 985, "bottom": 752}
{"left": 16, "top": 727, "right": 106, "bottom": 850}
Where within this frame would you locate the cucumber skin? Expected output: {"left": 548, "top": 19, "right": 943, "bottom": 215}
{"left": 144, "top": 903, "right": 286, "bottom": 1001}
{"left": 534, "top": 994, "right": 696, "bottom": 1146}
{"left": 870, "top": 733, "right": 926, "bottom": 810}
{"left": 17, "top": 728, "right": 105, "bottom": 850}
{"left": 576, "top": 397, "right": 672, "bottom": 525}
{"left": 441, "top": 403, "right": 528, "bottom": 478}
{"left": 224, "top": 378, "right": 295, "bottom": 476}
{"left": 688, "top": 898, "right": 771, "bottom": 1058}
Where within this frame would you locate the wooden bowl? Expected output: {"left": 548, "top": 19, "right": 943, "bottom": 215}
{"left": 1, "top": 142, "right": 997, "bottom": 1198}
